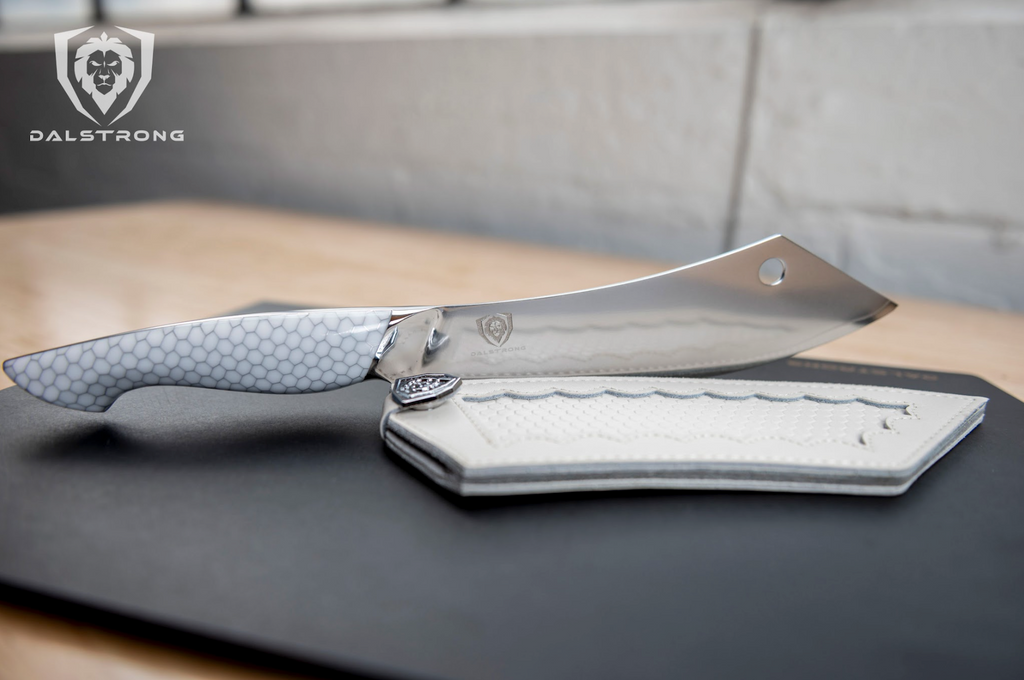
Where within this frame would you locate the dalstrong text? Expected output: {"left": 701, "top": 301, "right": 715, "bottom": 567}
{"left": 470, "top": 345, "right": 527, "bottom": 357}
{"left": 29, "top": 129, "right": 184, "bottom": 142}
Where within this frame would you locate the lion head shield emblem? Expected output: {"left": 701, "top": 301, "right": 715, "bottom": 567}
{"left": 476, "top": 313, "right": 514, "bottom": 347}
{"left": 74, "top": 32, "right": 135, "bottom": 115}
{"left": 54, "top": 26, "right": 154, "bottom": 125}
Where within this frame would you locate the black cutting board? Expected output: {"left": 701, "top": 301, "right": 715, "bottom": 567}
{"left": 1, "top": 305, "right": 1022, "bottom": 680}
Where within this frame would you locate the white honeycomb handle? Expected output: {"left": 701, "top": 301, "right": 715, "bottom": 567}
{"left": 2, "top": 309, "right": 392, "bottom": 412}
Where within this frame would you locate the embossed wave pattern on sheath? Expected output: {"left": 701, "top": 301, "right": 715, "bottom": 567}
{"left": 458, "top": 391, "right": 914, "bottom": 450}
{"left": 3, "top": 309, "right": 391, "bottom": 411}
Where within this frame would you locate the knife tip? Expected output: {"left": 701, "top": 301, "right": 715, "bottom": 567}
{"left": 870, "top": 298, "right": 898, "bottom": 323}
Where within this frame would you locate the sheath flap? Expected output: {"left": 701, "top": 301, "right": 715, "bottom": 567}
{"left": 381, "top": 376, "right": 987, "bottom": 496}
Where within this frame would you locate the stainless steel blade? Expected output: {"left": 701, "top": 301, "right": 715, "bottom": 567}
{"left": 3, "top": 234, "right": 894, "bottom": 412}
{"left": 371, "top": 235, "right": 895, "bottom": 382}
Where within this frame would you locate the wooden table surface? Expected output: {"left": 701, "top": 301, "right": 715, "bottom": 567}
{"left": 1, "top": 201, "right": 1022, "bottom": 679}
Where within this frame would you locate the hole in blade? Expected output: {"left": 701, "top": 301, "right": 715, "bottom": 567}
{"left": 758, "top": 258, "right": 786, "bottom": 286}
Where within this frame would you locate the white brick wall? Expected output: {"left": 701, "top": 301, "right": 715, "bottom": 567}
{"left": 0, "top": 1, "right": 758, "bottom": 264}
{"left": 0, "top": 0, "right": 91, "bottom": 28}
{"left": 1, "top": 0, "right": 1022, "bottom": 309}
{"left": 735, "top": 0, "right": 1024, "bottom": 309}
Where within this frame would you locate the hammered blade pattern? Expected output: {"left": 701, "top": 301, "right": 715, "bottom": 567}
{"left": 2, "top": 309, "right": 391, "bottom": 412}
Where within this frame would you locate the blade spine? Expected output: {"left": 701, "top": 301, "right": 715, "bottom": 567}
{"left": 399, "top": 234, "right": 891, "bottom": 316}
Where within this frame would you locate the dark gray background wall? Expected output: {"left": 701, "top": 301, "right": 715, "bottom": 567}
{"left": 0, "top": 17, "right": 746, "bottom": 262}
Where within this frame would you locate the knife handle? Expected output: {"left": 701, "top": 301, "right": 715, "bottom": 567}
{"left": 2, "top": 309, "right": 392, "bottom": 412}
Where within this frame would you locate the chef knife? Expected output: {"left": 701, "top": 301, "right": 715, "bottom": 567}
{"left": 3, "top": 236, "right": 894, "bottom": 412}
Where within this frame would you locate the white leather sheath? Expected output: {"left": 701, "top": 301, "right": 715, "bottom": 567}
{"left": 380, "top": 376, "right": 987, "bottom": 497}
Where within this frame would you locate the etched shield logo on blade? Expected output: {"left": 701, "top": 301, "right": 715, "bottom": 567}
{"left": 54, "top": 25, "right": 155, "bottom": 125}
{"left": 476, "top": 313, "right": 513, "bottom": 347}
